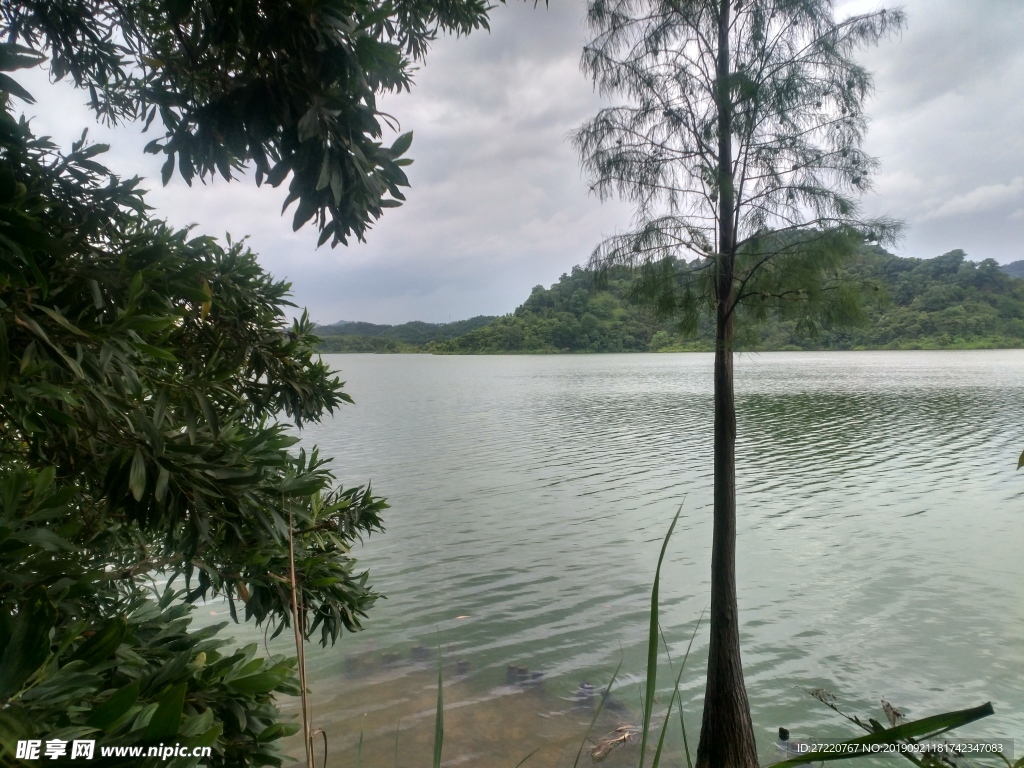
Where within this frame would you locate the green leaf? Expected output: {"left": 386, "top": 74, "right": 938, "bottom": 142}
{"left": 129, "top": 448, "right": 147, "bottom": 501}
{"left": 67, "top": 617, "right": 127, "bottom": 666}
{"left": 0, "top": 588, "right": 57, "bottom": 700}
{"left": 0, "top": 73, "right": 34, "bottom": 103}
{"left": 1017, "top": 448, "right": 1023, "bottom": 470}
{"left": 193, "top": 724, "right": 224, "bottom": 748}
{"left": 0, "top": 44, "right": 46, "bottom": 73}
{"left": 291, "top": 194, "right": 318, "bottom": 231}
{"left": 35, "top": 305, "right": 88, "bottom": 337}
{"left": 390, "top": 131, "right": 413, "bottom": 157}
{"left": 297, "top": 107, "right": 319, "bottom": 142}
{"left": 129, "top": 271, "right": 144, "bottom": 302}
{"left": 330, "top": 163, "right": 344, "bottom": 204}
{"left": 179, "top": 707, "right": 215, "bottom": 737}
{"left": 143, "top": 683, "right": 187, "bottom": 742}
{"left": 13, "top": 526, "right": 76, "bottom": 552}
{"left": 155, "top": 466, "right": 170, "bottom": 502}
{"left": 278, "top": 475, "right": 322, "bottom": 495}
{"left": 161, "top": 153, "right": 175, "bottom": 186}
{"left": 267, "top": 161, "right": 290, "bottom": 187}
{"left": 134, "top": 341, "right": 178, "bottom": 362}
{"left": 229, "top": 666, "right": 289, "bottom": 694}
{"left": 86, "top": 681, "right": 139, "bottom": 730}
{"left": 257, "top": 722, "right": 300, "bottom": 741}
{"left": 316, "top": 155, "right": 332, "bottom": 191}
{"left": 31, "top": 466, "right": 56, "bottom": 498}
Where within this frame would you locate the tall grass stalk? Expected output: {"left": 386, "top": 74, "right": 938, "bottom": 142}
{"left": 572, "top": 656, "right": 624, "bottom": 768}
{"left": 513, "top": 745, "right": 545, "bottom": 768}
{"left": 433, "top": 647, "right": 444, "bottom": 768}
{"left": 638, "top": 502, "right": 684, "bottom": 768}
{"left": 651, "top": 611, "right": 703, "bottom": 768}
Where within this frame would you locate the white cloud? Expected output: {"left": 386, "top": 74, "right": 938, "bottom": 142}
{"left": 919, "top": 177, "right": 1024, "bottom": 222}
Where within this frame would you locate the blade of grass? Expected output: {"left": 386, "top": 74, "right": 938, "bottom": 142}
{"left": 354, "top": 731, "right": 363, "bottom": 768}
{"left": 433, "top": 646, "right": 444, "bottom": 768}
{"left": 651, "top": 624, "right": 678, "bottom": 768}
{"left": 678, "top": 694, "right": 691, "bottom": 768}
{"left": 638, "top": 502, "right": 684, "bottom": 768}
{"left": 573, "top": 655, "right": 623, "bottom": 768}
{"left": 316, "top": 729, "right": 328, "bottom": 768}
{"left": 650, "top": 687, "right": 678, "bottom": 768}
{"left": 513, "top": 745, "right": 545, "bottom": 768}
{"left": 677, "top": 610, "right": 703, "bottom": 768}
{"left": 653, "top": 609, "right": 703, "bottom": 768}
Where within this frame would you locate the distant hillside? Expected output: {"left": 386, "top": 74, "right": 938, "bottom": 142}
{"left": 1000, "top": 260, "right": 1024, "bottom": 280}
{"left": 315, "top": 250, "right": 1024, "bottom": 354}
{"left": 315, "top": 315, "right": 496, "bottom": 352}
{"left": 431, "top": 266, "right": 661, "bottom": 354}
{"left": 430, "top": 249, "right": 1024, "bottom": 353}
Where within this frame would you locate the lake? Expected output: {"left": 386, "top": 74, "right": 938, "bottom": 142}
{"left": 283, "top": 351, "right": 1024, "bottom": 766}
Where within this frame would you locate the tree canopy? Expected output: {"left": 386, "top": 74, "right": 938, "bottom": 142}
{"left": 0, "top": 67, "right": 389, "bottom": 764}
{"left": 0, "top": 0, "right": 499, "bottom": 762}
{"left": 2, "top": 0, "right": 493, "bottom": 245}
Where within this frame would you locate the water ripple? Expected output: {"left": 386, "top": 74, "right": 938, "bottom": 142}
{"left": 291, "top": 351, "right": 1024, "bottom": 764}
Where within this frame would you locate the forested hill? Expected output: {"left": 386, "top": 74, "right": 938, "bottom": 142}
{"left": 315, "top": 315, "right": 496, "bottom": 352}
{"left": 425, "top": 249, "right": 1024, "bottom": 353}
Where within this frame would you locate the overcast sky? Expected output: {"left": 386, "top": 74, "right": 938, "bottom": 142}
{"left": 19, "top": 0, "right": 1024, "bottom": 324}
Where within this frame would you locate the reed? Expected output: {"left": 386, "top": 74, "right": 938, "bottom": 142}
{"left": 638, "top": 503, "right": 683, "bottom": 768}
{"left": 433, "top": 646, "right": 445, "bottom": 768}
{"left": 573, "top": 656, "right": 624, "bottom": 768}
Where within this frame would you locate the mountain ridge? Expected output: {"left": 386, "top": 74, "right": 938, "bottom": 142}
{"left": 316, "top": 250, "right": 1024, "bottom": 353}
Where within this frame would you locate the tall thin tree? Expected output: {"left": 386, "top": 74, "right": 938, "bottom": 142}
{"left": 574, "top": 1, "right": 904, "bottom": 765}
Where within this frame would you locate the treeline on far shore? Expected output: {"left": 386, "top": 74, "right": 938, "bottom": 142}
{"left": 315, "top": 248, "right": 1024, "bottom": 354}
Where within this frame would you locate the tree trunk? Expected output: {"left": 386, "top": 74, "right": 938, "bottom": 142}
{"left": 694, "top": 306, "right": 759, "bottom": 768}
{"left": 694, "top": 2, "right": 759, "bottom": 766}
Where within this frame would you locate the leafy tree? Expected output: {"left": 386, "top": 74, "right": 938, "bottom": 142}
{"left": 0, "top": 73, "right": 388, "bottom": 765}
{"left": 573, "top": 1, "right": 904, "bottom": 765}
{"left": 0, "top": 0, "right": 498, "bottom": 762}
{"left": 2, "top": 0, "right": 493, "bottom": 245}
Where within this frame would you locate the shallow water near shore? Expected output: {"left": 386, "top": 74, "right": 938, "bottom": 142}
{"left": 268, "top": 351, "right": 1024, "bottom": 765}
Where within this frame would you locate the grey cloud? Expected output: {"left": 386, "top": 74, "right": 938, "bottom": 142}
{"left": 16, "top": 0, "right": 1024, "bottom": 324}
{"left": 920, "top": 177, "right": 1024, "bottom": 222}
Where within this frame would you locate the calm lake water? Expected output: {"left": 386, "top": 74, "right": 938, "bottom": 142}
{"left": 280, "top": 351, "right": 1024, "bottom": 766}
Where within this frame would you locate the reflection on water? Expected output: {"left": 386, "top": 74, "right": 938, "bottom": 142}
{"left": 279, "top": 351, "right": 1024, "bottom": 765}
